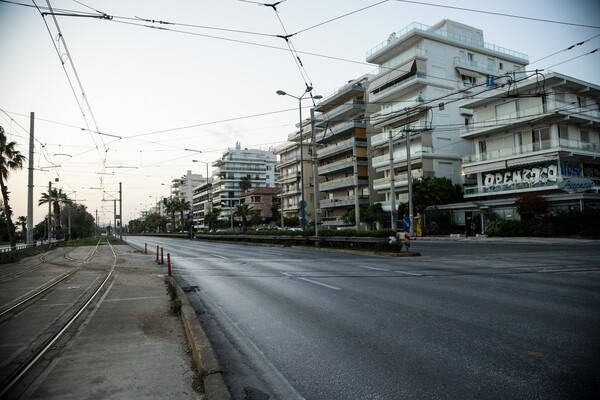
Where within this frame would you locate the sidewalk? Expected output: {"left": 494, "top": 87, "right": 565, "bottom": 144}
{"left": 19, "top": 244, "right": 209, "bottom": 399}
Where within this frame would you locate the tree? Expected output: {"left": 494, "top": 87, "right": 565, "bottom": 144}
{"left": 515, "top": 193, "right": 548, "bottom": 219}
{"left": 364, "top": 203, "right": 387, "bottom": 230}
{"left": 146, "top": 212, "right": 167, "bottom": 233}
{"left": 239, "top": 175, "right": 252, "bottom": 193}
{"left": 39, "top": 188, "right": 72, "bottom": 238}
{"left": 204, "top": 207, "right": 222, "bottom": 231}
{"left": 0, "top": 127, "right": 26, "bottom": 249}
{"left": 16, "top": 215, "right": 27, "bottom": 241}
{"left": 234, "top": 202, "right": 254, "bottom": 231}
{"left": 68, "top": 203, "right": 95, "bottom": 238}
{"left": 410, "top": 176, "right": 463, "bottom": 214}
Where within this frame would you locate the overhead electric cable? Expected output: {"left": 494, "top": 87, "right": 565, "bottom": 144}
{"left": 394, "top": 0, "right": 600, "bottom": 29}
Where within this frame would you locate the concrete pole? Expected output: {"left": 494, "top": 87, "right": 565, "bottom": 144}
{"left": 311, "top": 108, "right": 319, "bottom": 237}
{"left": 27, "top": 112, "right": 34, "bottom": 246}
{"left": 48, "top": 181, "right": 52, "bottom": 243}
{"left": 298, "top": 97, "right": 306, "bottom": 231}
{"left": 406, "top": 130, "right": 414, "bottom": 237}
{"left": 388, "top": 130, "right": 397, "bottom": 231}
{"left": 119, "top": 182, "right": 123, "bottom": 240}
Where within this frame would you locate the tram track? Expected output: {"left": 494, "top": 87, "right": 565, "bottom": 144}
{"left": 0, "top": 238, "right": 119, "bottom": 398}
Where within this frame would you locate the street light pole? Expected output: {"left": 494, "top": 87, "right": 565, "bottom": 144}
{"left": 277, "top": 87, "right": 322, "bottom": 231}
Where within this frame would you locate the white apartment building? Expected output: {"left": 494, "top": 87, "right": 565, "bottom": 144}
{"left": 365, "top": 20, "right": 529, "bottom": 224}
{"left": 211, "top": 142, "right": 278, "bottom": 225}
{"left": 451, "top": 72, "right": 600, "bottom": 234}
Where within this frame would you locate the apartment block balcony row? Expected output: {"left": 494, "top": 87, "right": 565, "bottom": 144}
{"left": 371, "top": 145, "right": 433, "bottom": 169}
{"left": 370, "top": 122, "right": 431, "bottom": 147}
{"left": 315, "top": 120, "right": 367, "bottom": 143}
{"left": 319, "top": 176, "right": 369, "bottom": 192}
{"left": 462, "top": 139, "right": 600, "bottom": 166}
{"left": 320, "top": 195, "right": 370, "bottom": 209}
{"left": 317, "top": 137, "right": 356, "bottom": 159}
{"left": 318, "top": 158, "right": 355, "bottom": 175}
{"left": 372, "top": 170, "right": 424, "bottom": 191}
{"left": 460, "top": 99, "right": 600, "bottom": 138}
{"left": 315, "top": 100, "right": 365, "bottom": 128}
{"left": 366, "top": 22, "right": 528, "bottom": 63}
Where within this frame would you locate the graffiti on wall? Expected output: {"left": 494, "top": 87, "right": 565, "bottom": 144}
{"left": 484, "top": 162, "right": 558, "bottom": 187}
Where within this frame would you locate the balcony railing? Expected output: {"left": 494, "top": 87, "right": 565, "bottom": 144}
{"left": 366, "top": 22, "right": 528, "bottom": 61}
{"left": 461, "top": 99, "right": 600, "bottom": 137}
{"left": 319, "top": 176, "right": 356, "bottom": 191}
{"left": 371, "top": 145, "right": 433, "bottom": 167}
{"left": 373, "top": 170, "right": 423, "bottom": 190}
{"left": 464, "top": 180, "right": 558, "bottom": 196}
{"left": 317, "top": 138, "right": 355, "bottom": 158}
{"left": 462, "top": 139, "right": 600, "bottom": 164}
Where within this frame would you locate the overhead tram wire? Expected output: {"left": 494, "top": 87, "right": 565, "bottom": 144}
{"left": 394, "top": 0, "right": 600, "bottom": 29}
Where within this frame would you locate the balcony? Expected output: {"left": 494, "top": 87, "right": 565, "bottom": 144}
{"left": 461, "top": 99, "right": 600, "bottom": 138}
{"left": 370, "top": 122, "right": 431, "bottom": 147}
{"left": 373, "top": 170, "right": 423, "bottom": 191}
{"left": 318, "top": 158, "right": 354, "bottom": 175}
{"left": 315, "top": 120, "right": 366, "bottom": 143}
{"left": 320, "top": 176, "right": 360, "bottom": 191}
{"left": 316, "top": 100, "right": 365, "bottom": 128}
{"left": 320, "top": 195, "right": 370, "bottom": 209}
{"left": 372, "top": 145, "right": 433, "bottom": 169}
{"left": 464, "top": 180, "right": 558, "bottom": 198}
{"left": 462, "top": 139, "right": 600, "bottom": 165}
{"left": 317, "top": 138, "right": 355, "bottom": 159}
{"left": 278, "top": 172, "right": 300, "bottom": 184}
{"left": 366, "top": 22, "right": 528, "bottom": 63}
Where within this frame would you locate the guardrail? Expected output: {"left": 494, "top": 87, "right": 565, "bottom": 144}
{"left": 0, "top": 242, "right": 63, "bottom": 264}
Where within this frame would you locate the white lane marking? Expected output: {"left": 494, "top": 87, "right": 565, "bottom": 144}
{"left": 358, "top": 265, "right": 389, "bottom": 271}
{"left": 297, "top": 277, "right": 341, "bottom": 291}
{"left": 210, "top": 254, "right": 228, "bottom": 259}
{"left": 281, "top": 272, "right": 341, "bottom": 291}
{"left": 393, "top": 270, "right": 422, "bottom": 276}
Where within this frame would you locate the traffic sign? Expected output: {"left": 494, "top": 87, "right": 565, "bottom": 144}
{"left": 401, "top": 215, "right": 411, "bottom": 231}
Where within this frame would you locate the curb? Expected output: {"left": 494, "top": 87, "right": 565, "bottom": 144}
{"left": 167, "top": 276, "right": 231, "bottom": 400}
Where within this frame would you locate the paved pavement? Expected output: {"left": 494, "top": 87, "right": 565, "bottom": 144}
{"left": 4, "top": 244, "right": 229, "bottom": 400}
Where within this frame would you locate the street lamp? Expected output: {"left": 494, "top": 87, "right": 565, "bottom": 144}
{"left": 277, "top": 86, "right": 322, "bottom": 231}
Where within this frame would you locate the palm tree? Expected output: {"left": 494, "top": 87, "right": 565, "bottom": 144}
{"left": 179, "top": 199, "right": 191, "bottom": 231}
{"left": 39, "top": 188, "right": 71, "bottom": 238}
{"left": 0, "top": 127, "right": 26, "bottom": 249}
{"left": 204, "top": 207, "right": 221, "bottom": 231}
{"left": 17, "top": 215, "right": 27, "bottom": 241}
{"left": 234, "top": 202, "right": 254, "bottom": 232}
{"left": 239, "top": 175, "right": 252, "bottom": 193}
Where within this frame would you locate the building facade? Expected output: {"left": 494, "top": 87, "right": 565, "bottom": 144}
{"left": 314, "top": 77, "right": 373, "bottom": 228}
{"left": 275, "top": 119, "right": 321, "bottom": 227}
{"left": 365, "top": 20, "right": 529, "bottom": 228}
{"left": 452, "top": 72, "right": 600, "bottom": 234}
{"left": 211, "top": 142, "right": 278, "bottom": 225}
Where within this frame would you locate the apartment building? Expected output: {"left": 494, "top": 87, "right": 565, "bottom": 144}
{"left": 452, "top": 72, "right": 600, "bottom": 234}
{"left": 365, "top": 20, "right": 529, "bottom": 225}
{"left": 170, "top": 170, "right": 206, "bottom": 228}
{"left": 211, "top": 142, "right": 278, "bottom": 225}
{"left": 313, "top": 77, "right": 374, "bottom": 228}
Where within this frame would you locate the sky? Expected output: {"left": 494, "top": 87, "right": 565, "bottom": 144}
{"left": 1, "top": 0, "right": 599, "bottom": 227}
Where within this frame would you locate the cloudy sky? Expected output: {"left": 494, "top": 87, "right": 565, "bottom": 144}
{"left": 1, "top": 0, "right": 598, "bottom": 226}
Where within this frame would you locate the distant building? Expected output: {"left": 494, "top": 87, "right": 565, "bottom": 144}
{"left": 211, "top": 142, "right": 278, "bottom": 224}
{"left": 365, "top": 19, "right": 529, "bottom": 227}
{"left": 241, "top": 187, "right": 281, "bottom": 224}
{"left": 171, "top": 170, "right": 206, "bottom": 228}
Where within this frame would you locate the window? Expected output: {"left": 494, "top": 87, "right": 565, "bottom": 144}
{"left": 532, "top": 127, "right": 550, "bottom": 151}
{"left": 251, "top": 196, "right": 261, "bottom": 203}
{"left": 514, "top": 132, "right": 523, "bottom": 153}
{"left": 467, "top": 53, "right": 474, "bottom": 62}
{"left": 499, "top": 62, "right": 503, "bottom": 70}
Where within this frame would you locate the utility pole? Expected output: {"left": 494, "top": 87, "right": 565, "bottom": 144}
{"left": 27, "top": 112, "right": 34, "bottom": 246}
{"left": 388, "top": 130, "right": 397, "bottom": 231}
{"left": 119, "top": 182, "right": 123, "bottom": 240}
{"left": 406, "top": 129, "right": 414, "bottom": 237}
{"left": 311, "top": 108, "right": 320, "bottom": 237}
{"left": 48, "top": 180, "right": 52, "bottom": 243}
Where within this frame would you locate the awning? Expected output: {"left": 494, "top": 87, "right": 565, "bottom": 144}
{"left": 456, "top": 67, "right": 480, "bottom": 78}
{"left": 370, "top": 61, "right": 415, "bottom": 91}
